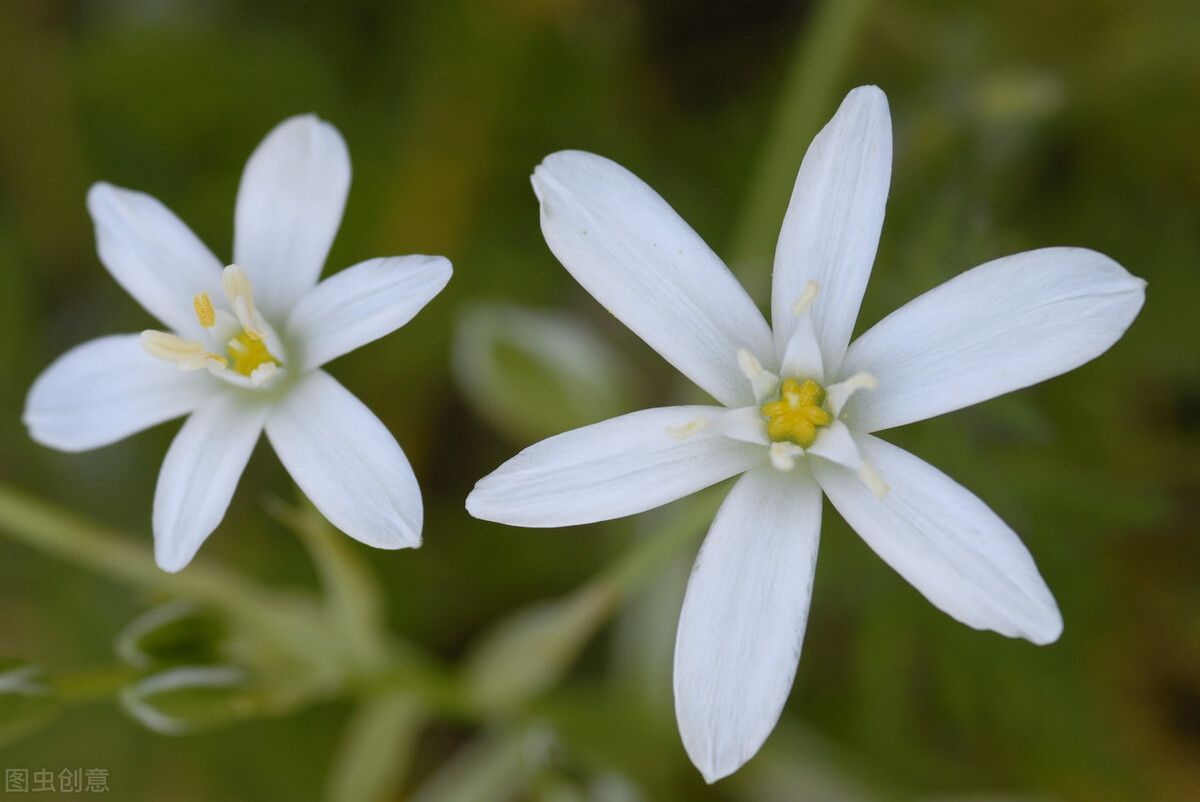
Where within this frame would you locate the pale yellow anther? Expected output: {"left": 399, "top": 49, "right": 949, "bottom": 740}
{"left": 791, "top": 280, "right": 819, "bottom": 316}
{"left": 140, "top": 330, "right": 227, "bottom": 371}
{"left": 221, "top": 264, "right": 269, "bottom": 340}
{"left": 193, "top": 292, "right": 216, "bottom": 328}
{"left": 248, "top": 362, "right": 278, "bottom": 388}
{"left": 737, "top": 348, "right": 764, "bottom": 380}
{"left": 769, "top": 441, "right": 803, "bottom": 471}
{"left": 737, "top": 348, "right": 780, "bottom": 403}
{"left": 667, "top": 416, "right": 709, "bottom": 440}
{"left": 761, "top": 377, "right": 833, "bottom": 449}
{"left": 828, "top": 371, "right": 878, "bottom": 418}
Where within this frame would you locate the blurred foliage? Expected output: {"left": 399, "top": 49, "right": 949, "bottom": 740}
{"left": 0, "top": 0, "right": 1198, "bottom": 800}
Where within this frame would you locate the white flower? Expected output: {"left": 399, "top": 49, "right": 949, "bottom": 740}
{"left": 467, "top": 86, "right": 1145, "bottom": 782}
{"left": 24, "top": 115, "right": 452, "bottom": 573}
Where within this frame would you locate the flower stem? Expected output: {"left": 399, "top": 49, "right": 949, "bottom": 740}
{"left": 0, "top": 483, "right": 268, "bottom": 606}
{"left": 598, "top": 483, "right": 727, "bottom": 597}
{"left": 52, "top": 664, "right": 141, "bottom": 704}
{"left": 0, "top": 484, "right": 446, "bottom": 706}
{"left": 265, "top": 494, "right": 391, "bottom": 675}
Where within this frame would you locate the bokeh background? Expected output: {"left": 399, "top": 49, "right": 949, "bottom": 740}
{"left": 1, "top": 0, "right": 1198, "bottom": 799}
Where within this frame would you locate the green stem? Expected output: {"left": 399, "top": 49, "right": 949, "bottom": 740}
{"left": 598, "top": 484, "right": 727, "bottom": 597}
{"left": 51, "top": 664, "right": 141, "bottom": 704}
{"left": 728, "top": 0, "right": 874, "bottom": 285}
{"left": 266, "top": 495, "right": 391, "bottom": 675}
{"left": 0, "top": 484, "right": 280, "bottom": 611}
{"left": 0, "top": 484, "right": 448, "bottom": 708}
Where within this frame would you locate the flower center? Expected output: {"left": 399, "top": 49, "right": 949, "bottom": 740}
{"left": 760, "top": 377, "right": 832, "bottom": 449}
{"left": 141, "top": 265, "right": 282, "bottom": 388}
{"left": 227, "top": 331, "right": 278, "bottom": 377}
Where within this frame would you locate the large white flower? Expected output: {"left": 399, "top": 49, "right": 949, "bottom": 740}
{"left": 25, "top": 115, "right": 452, "bottom": 573}
{"left": 467, "top": 86, "right": 1145, "bottom": 782}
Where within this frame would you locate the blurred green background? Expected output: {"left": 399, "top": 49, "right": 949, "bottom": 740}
{"left": 1, "top": 0, "right": 1198, "bottom": 799}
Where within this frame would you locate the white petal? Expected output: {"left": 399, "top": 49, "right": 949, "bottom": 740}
{"left": 264, "top": 370, "right": 422, "bottom": 549}
{"left": 772, "top": 86, "right": 891, "bottom": 376}
{"left": 674, "top": 467, "right": 822, "bottom": 783}
{"left": 811, "top": 434, "right": 1062, "bottom": 644}
{"left": 87, "top": 183, "right": 225, "bottom": 338}
{"left": 840, "top": 248, "right": 1147, "bottom": 432}
{"left": 24, "top": 334, "right": 219, "bottom": 452}
{"left": 466, "top": 406, "right": 765, "bottom": 527}
{"left": 778, "top": 305, "right": 824, "bottom": 383}
{"left": 533, "top": 151, "right": 775, "bottom": 408}
{"left": 709, "top": 405, "right": 770, "bottom": 446}
{"left": 805, "top": 420, "right": 862, "bottom": 472}
{"left": 286, "top": 255, "right": 452, "bottom": 372}
{"left": 234, "top": 115, "right": 351, "bottom": 318}
{"left": 154, "top": 395, "right": 268, "bottom": 573}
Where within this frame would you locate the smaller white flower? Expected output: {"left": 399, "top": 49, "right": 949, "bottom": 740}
{"left": 467, "top": 87, "right": 1146, "bottom": 781}
{"left": 24, "top": 115, "right": 451, "bottom": 572}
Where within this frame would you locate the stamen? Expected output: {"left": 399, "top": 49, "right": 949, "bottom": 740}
{"left": 140, "top": 331, "right": 227, "bottom": 370}
{"left": 791, "top": 280, "right": 819, "bottom": 316}
{"left": 710, "top": 406, "right": 770, "bottom": 445}
{"left": 780, "top": 282, "right": 824, "bottom": 382}
{"left": 858, "top": 461, "right": 890, "bottom": 499}
{"left": 736, "top": 348, "right": 780, "bottom": 403}
{"left": 193, "top": 292, "right": 216, "bottom": 328}
{"left": 222, "top": 265, "right": 269, "bottom": 340}
{"left": 827, "top": 371, "right": 878, "bottom": 418}
{"left": 737, "top": 348, "right": 763, "bottom": 380}
{"left": 249, "top": 362, "right": 278, "bottom": 388}
{"left": 666, "top": 416, "right": 709, "bottom": 440}
{"left": 768, "top": 442, "right": 804, "bottom": 471}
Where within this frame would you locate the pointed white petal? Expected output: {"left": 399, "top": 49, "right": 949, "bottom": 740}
{"left": 466, "top": 406, "right": 764, "bottom": 527}
{"left": 772, "top": 86, "right": 892, "bottom": 376}
{"left": 153, "top": 395, "right": 268, "bottom": 573}
{"left": 24, "top": 334, "right": 219, "bottom": 452}
{"left": 286, "top": 255, "right": 452, "bottom": 371}
{"left": 811, "top": 434, "right": 1062, "bottom": 644}
{"left": 840, "top": 248, "right": 1147, "bottom": 432}
{"left": 234, "top": 115, "right": 351, "bottom": 318}
{"left": 265, "top": 370, "right": 422, "bottom": 549}
{"left": 674, "top": 467, "right": 822, "bottom": 783}
{"left": 87, "top": 183, "right": 225, "bottom": 338}
{"left": 533, "top": 151, "right": 775, "bottom": 407}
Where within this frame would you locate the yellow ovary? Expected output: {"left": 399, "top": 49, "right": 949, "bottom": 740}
{"left": 227, "top": 331, "right": 278, "bottom": 378}
{"left": 761, "top": 377, "right": 832, "bottom": 449}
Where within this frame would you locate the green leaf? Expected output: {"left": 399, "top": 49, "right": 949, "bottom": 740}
{"left": 325, "top": 692, "right": 428, "bottom": 802}
{"left": 462, "top": 585, "right": 613, "bottom": 715}
{"left": 453, "top": 303, "right": 635, "bottom": 443}
{"left": 411, "top": 725, "right": 559, "bottom": 802}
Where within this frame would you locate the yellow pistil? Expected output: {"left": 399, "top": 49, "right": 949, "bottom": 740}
{"left": 227, "top": 331, "right": 278, "bottom": 378}
{"left": 761, "top": 377, "right": 832, "bottom": 449}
